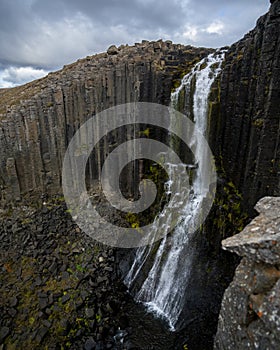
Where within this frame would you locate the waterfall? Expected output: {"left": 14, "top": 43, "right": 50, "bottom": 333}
{"left": 124, "top": 50, "right": 226, "bottom": 330}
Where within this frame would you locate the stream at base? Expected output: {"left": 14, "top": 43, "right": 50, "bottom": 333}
{"left": 121, "top": 294, "right": 216, "bottom": 350}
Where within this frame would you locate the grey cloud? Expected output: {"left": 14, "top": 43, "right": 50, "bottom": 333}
{"left": 30, "top": 0, "right": 187, "bottom": 33}
{"left": 0, "top": 0, "right": 271, "bottom": 87}
{"left": 0, "top": 0, "right": 188, "bottom": 68}
{"left": 187, "top": 0, "right": 269, "bottom": 33}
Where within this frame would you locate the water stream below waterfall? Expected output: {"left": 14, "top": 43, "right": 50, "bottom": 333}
{"left": 124, "top": 50, "right": 226, "bottom": 331}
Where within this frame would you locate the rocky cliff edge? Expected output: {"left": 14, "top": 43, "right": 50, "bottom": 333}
{"left": 215, "top": 197, "right": 280, "bottom": 349}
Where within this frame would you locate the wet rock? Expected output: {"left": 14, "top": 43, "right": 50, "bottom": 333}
{"left": 38, "top": 294, "right": 49, "bottom": 310}
{"left": 59, "top": 318, "right": 70, "bottom": 336}
{"left": 48, "top": 261, "right": 57, "bottom": 273}
{"left": 61, "top": 271, "right": 70, "bottom": 280}
{"left": 45, "top": 308, "right": 52, "bottom": 316}
{"left": 53, "top": 291, "right": 63, "bottom": 299}
{"left": 0, "top": 327, "right": 10, "bottom": 343}
{"left": 95, "top": 342, "right": 104, "bottom": 350}
{"left": 35, "top": 327, "right": 49, "bottom": 344}
{"left": 48, "top": 293, "right": 54, "bottom": 305}
{"left": 34, "top": 276, "right": 42, "bottom": 286}
{"left": 61, "top": 294, "right": 70, "bottom": 304}
{"left": 105, "top": 303, "right": 113, "bottom": 314}
{"left": 42, "top": 320, "right": 52, "bottom": 328}
{"left": 41, "top": 206, "right": 49, "bottom": 214}
{"left": 104, "top": 267, "right": 113, "bottom": 272}
{"left": 84, "top": 337, "right": 97, "bottom": 350}
{"left": 85, "top": 308, "right": 95, "bottom": 319}
{"left": 97, "top": 276, "right": 108, "bottom": 285}
{"left": 75, "top": 328, "right": 83, "bottom": 338}
{"left": 8, "top": 308, "right": 17, "bottom": 317}
{"left": 81, "top": 290, "right": 89, "bottom": 301}
{"left": 9, "top": 296, "right": 18, "bottom": 307}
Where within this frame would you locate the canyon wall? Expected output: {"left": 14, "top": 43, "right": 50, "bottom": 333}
{"left": 212, "top": 2, "right": 280, "bottom": 347}
{"left": 1, "top": 1, "right": 279, "bottom": 213}
{"left": 0, "top": 41, "right": 211, "bottom": 206}
{"left": 1, "top": 3, "right": 279, "bottom": 212}
{"left": 209, "top": 0, "right": 280, "bottom": 212}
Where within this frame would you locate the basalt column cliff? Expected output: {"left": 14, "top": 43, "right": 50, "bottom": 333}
{"left": 0, "top": 42, "right": 211, "bottom": 205}
{"left": 208, "top": 0, "right": 280, "bottom": 210}
{"left": 0, "top": 1, "right": 279, "bottom": 349}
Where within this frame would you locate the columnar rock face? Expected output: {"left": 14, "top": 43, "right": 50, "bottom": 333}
{"left": 209, "top": 0, "right": 280, "bottom": 212}
{"left": 1, "top": 2, "right": 279, "bottom": 211}
{"left": 215, "top": 197, "right": 280, "bottom": 350}
{"left": 0, "top": 41, "right": 211, "bottom": 206}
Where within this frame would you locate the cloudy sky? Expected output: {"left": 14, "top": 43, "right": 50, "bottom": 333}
{"left": 0, "top": 0, "right": 270, "bottom": 88}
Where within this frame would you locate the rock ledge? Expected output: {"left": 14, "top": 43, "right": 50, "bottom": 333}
{"left": 222, "top": 197, "right": 280, "bottom": 264}
{"left": 215, "top": 197, "right": 280, "bottom": 350}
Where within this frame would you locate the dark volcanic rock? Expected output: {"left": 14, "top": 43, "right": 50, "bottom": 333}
{"left": 215, "top": 197, "right": 280, "bottom": 350}
{"left": 0, "top": 41, "right": 211, "bottom": 207}
{"left": 35, "top": 326, "right": 49, "bottom": 344}
{"left": 209, "top": 0, "right": 280, "bottom": 212}
{"left": 0, "top": 202, "right": 129, "bottom": 349}
{"left": 84, "top": 337, "right": 97, "bottom": 350}
{"left": 0, "top": 326, "right": 10, "bottom": 343}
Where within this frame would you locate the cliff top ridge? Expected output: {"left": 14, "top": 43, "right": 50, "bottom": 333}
{"left": 0, "top": 40, "right": 211, "bottom": 116}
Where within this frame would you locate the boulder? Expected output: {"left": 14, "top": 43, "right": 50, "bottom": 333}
{"left": 215, "top": 197, "right": 280, "bottom": 350}
{"left": 107, "top": 45, "right": 119, "bottom": 55}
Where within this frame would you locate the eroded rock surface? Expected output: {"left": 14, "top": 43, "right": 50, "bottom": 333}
{"left": 215, "top": 197, "right": 280, "bottom": 350}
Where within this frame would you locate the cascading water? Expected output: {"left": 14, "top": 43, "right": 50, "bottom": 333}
{"left": 124, "top": 50, "right": 226, "bottom": 330}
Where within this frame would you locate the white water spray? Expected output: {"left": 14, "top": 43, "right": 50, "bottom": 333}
{"left": 124, "top": 50, "right": 226, "bottom": 330}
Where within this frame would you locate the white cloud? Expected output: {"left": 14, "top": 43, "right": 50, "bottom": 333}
{"left": 205, "top": 20, "right": 224, "bottom": 35}
{"left": 0, "top": 66, "right": 49, "bottom": 87}
{"left": 178, "top": 20, "right": 225, "bottom": 45}
{"left": 182, "top": 25, "right": 199, "bottom": 42}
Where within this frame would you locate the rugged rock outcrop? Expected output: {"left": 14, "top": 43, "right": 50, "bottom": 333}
{"left": 0, "top": 41, "right": 211, "bottom": 207}
{"left": 215, "top": 197, "right": 280, "bottom": 349}
{"left": 209, "top": 0, "right": 280, "bottom": 212}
